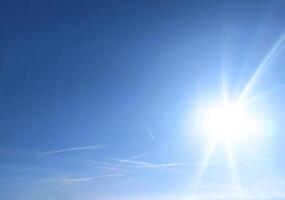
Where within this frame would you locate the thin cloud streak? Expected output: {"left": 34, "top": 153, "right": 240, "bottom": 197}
{"left": 38, "top": 145, "right": 107, "bottom": 156}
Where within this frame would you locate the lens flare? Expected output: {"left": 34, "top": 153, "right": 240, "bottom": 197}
{"left": 204, "top": 104, "right": 258, "bottom": 143}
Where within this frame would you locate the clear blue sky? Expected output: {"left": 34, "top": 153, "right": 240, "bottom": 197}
{"left": 1, "top": 0, "right": 285, "bottom": 199}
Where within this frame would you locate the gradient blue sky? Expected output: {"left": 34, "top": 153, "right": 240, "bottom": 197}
{"left": 1, "top": 0, "right": 285, "bottom": 199}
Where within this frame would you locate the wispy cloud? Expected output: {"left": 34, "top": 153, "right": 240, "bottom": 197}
{"left": 38, "top": 145, "right": 107, "bottom": 156}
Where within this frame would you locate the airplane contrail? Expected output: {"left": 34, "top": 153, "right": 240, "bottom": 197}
{"left": 112, "top": 180, "right": 133, "bottom": 187}
{"left": 95, "top": 173, "right": 124, "bottom": 178}
{"left": 103, "top": 153, "right": 148, "bottom": 174}
{"left": 147, "top": 128, "right": 154, "bottom": 140}
{"left": 131, "top": 152, "right": 148, "bottom": 159}
{"left": 40, "top": 177, "right": 94, "bottom": 183}
{"left": 38, "top": 145, "right": 107, "bottom": 156}
{"left": 40, "top": 173, "right": 123, "bottom": 183}
{"left": 112, "top": 157, "right": 272, "bottom": 170}
{"left": 113, "top": 159, "right": 187, "bottom": 169}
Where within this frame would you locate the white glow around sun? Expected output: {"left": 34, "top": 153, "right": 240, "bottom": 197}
{"left": 204, "top": 104, "right": 258, "bottom": 142}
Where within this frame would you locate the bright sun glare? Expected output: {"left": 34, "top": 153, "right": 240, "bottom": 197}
{"left": 204, "top": 104, "right": 258, "bottom": 143}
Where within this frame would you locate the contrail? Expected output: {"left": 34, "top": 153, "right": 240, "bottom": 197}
{"left": 38, "top": 145, "right": 107, "bottom": 156}
{"left": 237, "top": 32, "right": 285, "bottom": 103}
{"left": 113, "top": 159, "right": 187, "bottom": 169}
{"left": 103, "top": 152, "right": 148, "bottom": 174}
{"left": 112, "top": 157, "right": 269, "bottom": 170}
{"left": 40, "top": 177, "right": 94, "bottom": 183}
{"left": 95, "top": 173, "right": 123, "bottom": 178}
{"left": 40, "top": 173, "right": 123, "bottom": 183}
{"left": 78, "top": 159, "right": 114, "bottom": 168}
{"left": 112, "top": 180, "right": 133, "bottom": 187}
{"left": 131, "top": 152, "right": 148, "bottom": 159}
{"left": 111, "top": 158, "right": 192, "bottom": 175}
{"left": 147, "top": 128, "right": 154, "bottom": 140}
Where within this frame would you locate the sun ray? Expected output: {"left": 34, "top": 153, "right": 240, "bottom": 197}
{"left": 237, "top": 32, "right": 285, "bottom": 104}
{"left": 190, "top": 142, "right": 217, "bottom": 199}
{"left": 225, "top": 142, "right": 243, "bottom": 197}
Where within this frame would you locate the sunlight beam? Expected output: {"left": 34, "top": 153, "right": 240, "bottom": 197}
{"left": 190, "top": 142, "right": 217, "bottom": 198}
{"left": 225, "top": 143, "right": 243, "bottom": 197}
{"left": 237, "top": 32, "right": 285, "bottom": 104}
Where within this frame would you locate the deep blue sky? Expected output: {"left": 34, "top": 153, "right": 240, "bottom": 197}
{"left": 1, "top": 0, "right": 285, "bottom": 200}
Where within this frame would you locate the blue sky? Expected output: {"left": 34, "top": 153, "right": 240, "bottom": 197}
{"left": 1, "top": 0, "right": 285, "bottom": 199}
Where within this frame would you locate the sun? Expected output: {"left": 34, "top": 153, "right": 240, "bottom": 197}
{"left": 204, "top": 103, "right": 258, "bottom": 143}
